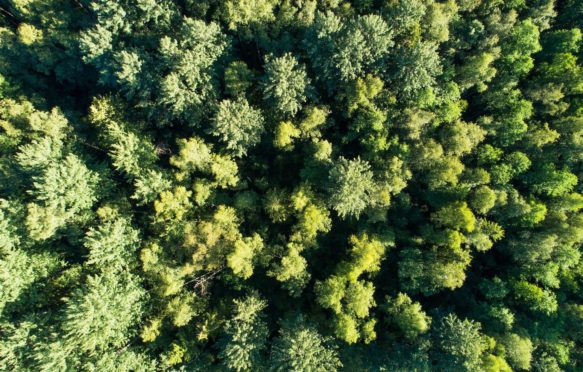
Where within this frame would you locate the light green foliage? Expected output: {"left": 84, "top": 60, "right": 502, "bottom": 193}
{"left": 512, "top": 280, "right": 558, "bottom": 314}
{"left": 25, "top": 154, "right": 99, "bottom": 240}
{"left": 423, "top": 0, "right": 458, "bottom": 42}
{"left": 227, "top": 234, "right": 264, "bottom": 279}
{"left": 314, "top": 274, "right": 346, "bottom": 314}
{"left": 223, "top": 0, "right": 276, "bottom": 32}
{"left": 15, "top": 136, "right": 63, "bottom": 171}
{"left": 399, "top": 245, "right": 472, "bottom": 295}
{"left": 211, "top": 98, "right": 265, "bottom": 157}
{"left": 500, "top": 333, "right": 533, "bottom": 370}
{"left": 340, "top": 233, "right": 387, "bottom": 281}
{"left": 30, "top": 154, "right": 98, "bottom": 217}
{"left": 501, "top": 19, "right": 542, "bottom": 77}
{"left": 211, "top": 154, "right": 240, "bottom": 188}
{"left": 109, "top": 129, "right": 157, "bottom": 178}
{"left": 440, "top": 120, "right": 485, "bottom": 156}
{"left": 156, "top": 19, "right": 229, "bottom": 125}
{"left": 170, "top": 137, "right": 212, "bottom": 174}
{"left": 298, "top": 106, "right": 329, "bottom": 137}
{"left": 432, "top": 202, "right": 476, "bottom": 232}
{"left": 344, "top": 280, "right": 376, "bottom": 318}
{"left": 85, "top": 348, "right": 157, "bottom": 372}
{"left": 154, "top": 186, "right": 193, "bottom": 223}
{"left": 132, "top": 170, "right": 172, "bottom": 205}
{"left": 527, "top": 163, "right": 578, "bottom": 197}
{"left": 384, "top": 293, "right": 431, "bottom": 340}
{"left": 334, "top": 313, "right": 360, "bottom": 344}
{"left": 304, "top": 13, "right": 392, "bottom": 87}
{"left": 334, "top": 15, "right": 393, "bottom": 82}
{"left": 470, "top": 186, "right": 497, "bottom": 214}
{"left": 273, "top": 106, "right": 329, "bottom": 150}
{"left": 382, "top": 0, "right": 426, "bottom": 31}
{"left": 274, "top": 120, "right": 300, "bottom": 149}
{"left": 291, "top": 203, "right": 331, "bottom": 244}
{"left": 344, "top": 74, "right": 384, "bottom": 114}
{"left": 314, "top": 234, "right": 388, "bottom": 343}
{"left": 0, "top": 249, "right": 62, "bottom": 314}
{"left": 457, "top": 52, "right": 497, "bottom": 92}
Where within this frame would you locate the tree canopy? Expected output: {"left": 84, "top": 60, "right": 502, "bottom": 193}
{"left": 1, "top": 0, "right": 583, "bottom": 370}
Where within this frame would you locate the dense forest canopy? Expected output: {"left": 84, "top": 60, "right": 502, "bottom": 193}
{"left": 0, "top": 0, "right": 583, "bottom": 370}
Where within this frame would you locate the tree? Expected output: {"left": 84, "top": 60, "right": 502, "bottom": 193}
{"left": 84, "top": 217, "right": 140, "bottom": 272}
{"left": 328, "top": 157, "right": 375, "bottom": 219}
{"left": 169, "top": 137, "right": 212, "bottom": 174}
{"left": 218, "top": 294, "right": 269, "bottom": 371}
{"left": 391, "top": 41, "right": 442, "bottom": 98}
{"left": 384, "top": 293, "right": 431, "bottom": 340}
{"left": 382, "top": 0, "right": 426, "bottom": 32}
{"left": 432, "top": 314, "right": 487, "bottom": 371}
{"left": 26, "top": 154, "right": 99, "bottom": 240}
{"left": 512, "top": 280, "right": 558, "bottom": 315}
{"left": 30, "top": 154, "right": 99, "bottom": 218}
{"left": 303, "top": 13, "right": 392, "bottom": 88}
{"left": 456, "top": 52, "right": 497, "bottom": 92}
{"left": 225, "top": 61, "right": 255, "bottom": 98}
{"left": 62, "top": 271, "right": 145, "bottom": 354}
{"left": 263, "top": 54, "right": 311, "bottom": 118}
{"left": 469, "top": 186, "right": 497, "bottom": 214}
{"left": 210, "top": 98, "right": 265, "bottom": 157}
{"left": 270, "top": 318, "right": 342, "bottom": 372}
{"left": 500, "top": 334, "right": 533, "bottom": 371}
{"left": 268, "top": 244, "right": 310, "bottom": 296}
{"left": 431, "top": 201, "right": 476, "bottom": 233}
{"left": 339, "top": 233, "right": 387, "bottom": 281}
{"left": 398, "top": 245, "right": 471, "bottom": 295}
{"left": 222, "top": 0, "right": 276, "bottom": 33}
{"left": 525, "top": 163, "right": 578, "bottom": 197}
{"left": 154, "top": 186, "right": 193, "bottom": 224}
{"left": 333, "top": 15, "right": 393, "bottom": 82}
{"left": 227, "top": 234, "right": 264, "bottom": 279}
{"left": 499, "top": 19, "right": 541, "bottom": 79}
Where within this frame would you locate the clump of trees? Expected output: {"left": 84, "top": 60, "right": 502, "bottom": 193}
{"left": 0, "top": 0, "right": 582, "bottom": 370}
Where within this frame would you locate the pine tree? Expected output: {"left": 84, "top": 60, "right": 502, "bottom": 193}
{"left": 218, "top": 294, "right": 269, "bottom": 371}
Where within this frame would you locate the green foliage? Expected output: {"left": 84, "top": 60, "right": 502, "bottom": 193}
{"left": 84, "top": 216, "right": 140, "bottom": 272}
{"left": 2, "top": 1, "right": 583, "bottom": 370}
{"left": 263, "top": 53, "right": 310, "bottom": 118}
{"left": 218, "top": 294, "right": 269, "bottom": 371}
{"left": 392, "top": 41, "right": 442, "bottom": 98}
{"left": 433, "top": 314, "right": 487, "bottom": 371}
{"left": 500, "top": 333, "right": 533, "bottom": 370}
{"left": 211, "top": 98, "right": 265, "bottom": 157}
{"left": 227, "top": 234, "right": 264, "bottom": 279}
{"left": 328, "top": 157, "right": 375, "bottom": 219}
{"left": 269, "top": 318, "right": 342, "bottom": 372}
{"left": 225, "top": 61, "right": 255, "bottom": 98}
{"left": 62, "top": 271, "right": 145, "bottom": 354}
{"left": 432, "top": 201, "right": 476, "bottom": 232}
{"left": 384, "top": 293, "right": 431, "bottom": 340}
